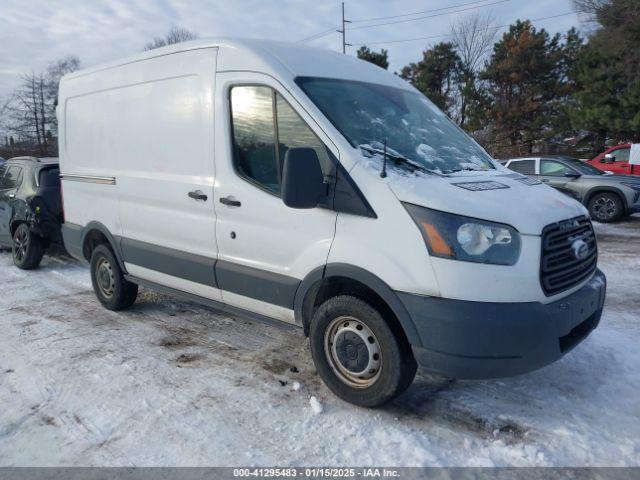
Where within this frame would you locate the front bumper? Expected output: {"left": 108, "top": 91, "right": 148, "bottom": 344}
{"left": 398, "top": 269, "right": 606, "bottom": 379}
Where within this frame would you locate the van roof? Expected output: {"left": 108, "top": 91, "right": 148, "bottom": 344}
{"left": 61, "top": 37, "right": 411, "bottom": 91}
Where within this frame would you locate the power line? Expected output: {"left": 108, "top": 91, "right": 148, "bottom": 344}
{"left": 297, "top": 27, "right": 340, "bottom": 43}
{"left": 297, "top": 0, "right": 507, "bottom": 43}
{"left": 359, "top": 11, "right": 575, "bottom": 46}
{"left": 350, "top": 0, "right": 503, "bottom": 23}
{"left": 348, "top": 0, "right": 511, "bottom": 31}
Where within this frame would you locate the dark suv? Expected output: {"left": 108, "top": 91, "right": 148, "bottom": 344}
{"left": 0, "top": 157, "right": 63, "bottom": 268}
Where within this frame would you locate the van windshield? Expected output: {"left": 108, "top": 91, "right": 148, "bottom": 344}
{"left": 296, "top": 77, "right": 495, "bottom": 174}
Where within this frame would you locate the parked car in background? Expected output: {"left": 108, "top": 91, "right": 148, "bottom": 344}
{"left": 588, "top": 144, "right": 638, "bottom": 175}
{"left": 503, "top": 156, "right": 640, "bottom": 222}
{"left": 0, "top": 156, "right": 63, "bottom": 268}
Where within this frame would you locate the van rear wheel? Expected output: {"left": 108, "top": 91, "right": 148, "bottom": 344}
{"left": 309, "top": 295, "right": 416, "bottom": 407}
{"left": 90, "top": 244, "right": 138, "bottom": 310}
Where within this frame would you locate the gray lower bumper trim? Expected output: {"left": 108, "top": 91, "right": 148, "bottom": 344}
{"left": 398, "top": 269, "right": 607, "bottom": 379}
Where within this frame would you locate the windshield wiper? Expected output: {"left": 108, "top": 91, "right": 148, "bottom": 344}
{"left": 358, "top": 143, "right": 435, "bottom": 175}
{"left": 442, "top": 165, "right": 491, "bottom": 174}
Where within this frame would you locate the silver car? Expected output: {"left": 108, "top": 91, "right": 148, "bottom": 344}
{"left": 503, "top": 156, "right": 640, "bottom": 222}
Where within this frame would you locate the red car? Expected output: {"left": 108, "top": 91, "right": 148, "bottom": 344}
{"left": 588, "top": 144, "right": 638, "bottom": 175}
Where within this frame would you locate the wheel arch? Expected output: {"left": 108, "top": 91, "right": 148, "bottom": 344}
{"left": 585, "top": 187, "right": 628, "bottom": 214}
{"left": 80, "top": 222, "right": 126, "bottom": 271}
{"left": 294, "top": 263, "right": 422, "bottom": 347}
{"left": 8, "top": 201, "right": 30, "bottom": 236}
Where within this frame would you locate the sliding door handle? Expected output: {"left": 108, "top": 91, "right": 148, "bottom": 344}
{"left": 188, "top": 190, "right": 208, "bottom": 201}
{"left": 219, "top": 196, "right": 241, "bottom": 207}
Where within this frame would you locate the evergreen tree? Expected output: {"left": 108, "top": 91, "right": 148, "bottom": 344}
{"left": 399, "top": 42, "right": 463, "bottom": 116}
{"left": 481, "top": 21, "right": 563, "bottom": 156}
{"left": 356, "top": 46, "right": 389, "bottom": 70}
{"left": 570, "top": 0, "right": 640, "bottom": 152}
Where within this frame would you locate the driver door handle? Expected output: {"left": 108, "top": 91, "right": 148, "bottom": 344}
{"left": 219, "top": 196, "right": 241, "bottom": 207}
{"left": 188, "top": 190, "right": 208, "bottom": 201}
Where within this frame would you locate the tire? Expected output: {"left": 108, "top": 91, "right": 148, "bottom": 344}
{"left": 309, "top": 295, "right": 417, "bottom": 408}
{"left": 90, "top": 244, "right": 138, "bottom": 311}
{"left": 588, "top": 192, "right": 623, "bottom": 223}
{"left": 12, "top": 223, "right": 45, "bottom": 270}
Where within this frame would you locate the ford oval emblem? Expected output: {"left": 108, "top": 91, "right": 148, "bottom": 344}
{"left": 572, "top": 239, "right": 589, "bottom": 260}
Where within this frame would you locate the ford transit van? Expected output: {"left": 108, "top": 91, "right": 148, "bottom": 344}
{"left": 58, "top": 39, "right": 606, "bottom": 407}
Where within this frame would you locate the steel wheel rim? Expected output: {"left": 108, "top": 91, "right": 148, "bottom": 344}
{"left": 324, "top": 315, "right": 382, "bottom": 389}
{"left": 593, "top": 197, "right": 616, "bottom": 220}
{"left": 96, "top": 257, "right": 116, "bottom": 298}
{"left": 13, "top": 227, "right": 28, "bottom": 262}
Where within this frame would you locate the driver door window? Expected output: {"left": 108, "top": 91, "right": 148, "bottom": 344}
{"left": 612, "top": 148, "right": 630, "bottom": 163}
{"left": 230, "top": 85, "right": 332, "bottom": 196}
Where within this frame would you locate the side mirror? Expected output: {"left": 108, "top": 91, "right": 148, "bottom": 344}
{"left": 604, "top": 153, "right": 615, "bottom": 163}
{"left": 281, "top": 147, "right": 325, "bottom": 209}
{"left": 564, "top": 171, "right": 581, "bottom": 178}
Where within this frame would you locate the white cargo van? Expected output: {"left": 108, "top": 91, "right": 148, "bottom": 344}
{"left": 58, "top": 39, "right": 606, "bottom": 406}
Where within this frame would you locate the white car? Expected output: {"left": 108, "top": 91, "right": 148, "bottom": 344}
{"left": 57, "top": 39, "right": 606, "bottom": 407}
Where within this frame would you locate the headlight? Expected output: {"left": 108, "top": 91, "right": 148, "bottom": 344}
{"left": 403, "top": 203, "right": 521, "bottom": 265}
{"left": 621, "top": 182, "right": 640, "bottom": 192}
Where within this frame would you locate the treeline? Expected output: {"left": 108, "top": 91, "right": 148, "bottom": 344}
{"left": 0, "top": 57, "right": 80, "bottom": 158}
{"left": 358, "top": 0, "right": 639, "bottom": 158}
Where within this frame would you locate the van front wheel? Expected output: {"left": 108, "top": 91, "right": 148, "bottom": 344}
{"left": 309, "top": 295, "right": 416, "bottom": 407}
{"left": 90, "top": 244, "right": 138, "bottom": 311}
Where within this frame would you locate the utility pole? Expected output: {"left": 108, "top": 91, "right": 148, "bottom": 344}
{"left": 336, "top": 2, "right": 351, "bottom": 54}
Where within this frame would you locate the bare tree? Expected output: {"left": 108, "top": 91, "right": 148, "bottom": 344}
{"left": 1, "top": 56, "right": 81, "bottom": 157}
{"left": 144, "top": 26, "right": 198, "bottom": 51}
{"left": 4, "top": 73, "right": 49, "bottom": 155}
{"left": 450, "top": 13, "right": 498, "bottom": 128}
{"left": 451, "top": 13, "right": 498, "bottom": 75}
{"left": 572, "top": 0, "right": 608, "bottom": 15}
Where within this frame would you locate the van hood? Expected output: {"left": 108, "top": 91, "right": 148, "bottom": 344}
{"left": 378, "top": 167, "right": 587, "bottom": 236}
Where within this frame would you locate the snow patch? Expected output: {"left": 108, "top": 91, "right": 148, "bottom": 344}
{"left": 309, "top": 396, "right": 323, "bottom": 415}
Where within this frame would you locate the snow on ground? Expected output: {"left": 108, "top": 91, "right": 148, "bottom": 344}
{"left": 1, "top": 217, "right": 639, "bottom": 466}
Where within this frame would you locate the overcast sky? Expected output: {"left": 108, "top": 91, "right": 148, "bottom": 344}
{"left": 1, "top": 0, "right": 583, "bottom": 99}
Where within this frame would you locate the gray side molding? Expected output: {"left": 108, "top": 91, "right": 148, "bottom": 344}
{"left": 216, "top": 260, "right": 301, "bottom": 309}
{"left": 121, "top": 237, "right": 217, "bottom": 288}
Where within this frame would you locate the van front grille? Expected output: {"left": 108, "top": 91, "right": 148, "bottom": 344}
{"left": 540, "top": 216, "right": 597, "bottom": 296}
